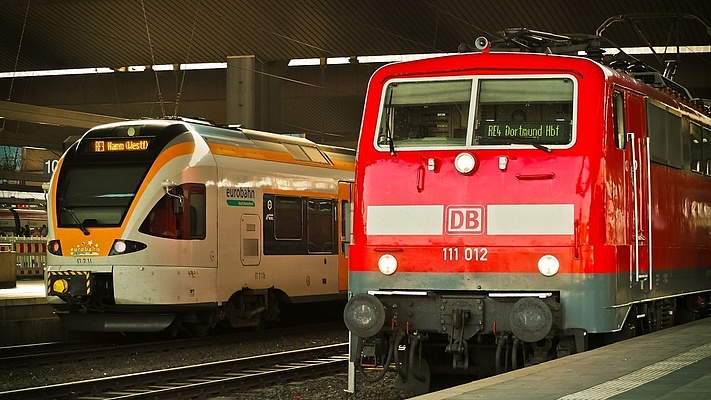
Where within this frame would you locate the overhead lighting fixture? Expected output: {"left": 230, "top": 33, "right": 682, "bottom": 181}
{"left": 2, "top": 45, "right": 710, "bottom": 78}
{"left": 181, "top": 62, "right": 227, "bottom": 70}
{"left": 0, "top": 67, "right": 113, "bottom": 78}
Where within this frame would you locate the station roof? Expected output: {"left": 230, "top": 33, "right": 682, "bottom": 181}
{"left": 1, "top": 1, "right": 709, "bottom": 71}
{"left": 0, "top": 1, "right": 709, "bottom": 194}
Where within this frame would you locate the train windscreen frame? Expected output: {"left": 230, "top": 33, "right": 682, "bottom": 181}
{"left": 56, "top": 122, "right": 189, "bottom": 228}
{"left": 376, "top": 75, "right": 576, "bottom": 150}
{"left": 56, "top": 164, "right": 149, "bottom": 228}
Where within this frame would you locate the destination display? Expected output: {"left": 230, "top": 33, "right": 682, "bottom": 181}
{"left": 479, "top": 121, "right": 570, "bottom": 141}
{"left": 85, "top": 138, "right": 152, "bottom": 153}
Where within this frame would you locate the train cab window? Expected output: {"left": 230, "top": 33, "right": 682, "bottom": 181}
{"left": 690, "top": 123, "right": 703, "bottom": 174}
{"left": 474, "top": 78, "right": 574, "bottom": 147}
{"left": 56, "top": 164, "right": 148, "bottom": 228}
{"left": 613, "top": 91, "right": 626, "bottom": 150}
{"left": 376, "top": 80, "right": 472, "bottom": 148}
{"left": 139, "top": 183, "right": 206, "bottom": 240}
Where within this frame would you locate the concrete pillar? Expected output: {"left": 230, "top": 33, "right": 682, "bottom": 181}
{"left": 226, "top": 56, "right": 287, "bottom": 132}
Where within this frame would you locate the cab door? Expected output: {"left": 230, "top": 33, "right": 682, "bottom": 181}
{"left": 625, "top": 92, "right": 652, "bottom": 288}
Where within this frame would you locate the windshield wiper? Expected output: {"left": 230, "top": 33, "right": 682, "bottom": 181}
{"left": 385, "top": 90, "right": 396, "bottom": 156}
{"left": 477, "top": 136, "right": 552, "bottom": 153}
{"left": 59, "top": 199, "right": 90, "bottom": 236}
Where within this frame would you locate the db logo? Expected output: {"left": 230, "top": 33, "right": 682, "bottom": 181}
{"left": 446, "top": 206, "right": 484, "bottom": 235}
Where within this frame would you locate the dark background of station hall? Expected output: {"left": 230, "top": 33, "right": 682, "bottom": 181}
{"left": 0, "top": 0, "right": 709, "bottom": 194}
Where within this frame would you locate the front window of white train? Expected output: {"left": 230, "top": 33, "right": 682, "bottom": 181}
{"left": 55, "top": 123, "right": 187, "bottom": 231}
{"left": 376, "top": 76, "right": 575, "bottom": 150}
{"left": 56, "top": 164, "right": 148, "bottom": 229}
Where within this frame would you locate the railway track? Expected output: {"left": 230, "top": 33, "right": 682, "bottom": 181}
{"left": 0, "top": 321, "right": 346, "bottom": 369}
{"left": 0, "top": 343, "right": 348, "bottom": 400}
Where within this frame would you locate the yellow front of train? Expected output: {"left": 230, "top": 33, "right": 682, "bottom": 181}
{"left": 45, "top": 119, "right": 218, "bottom": 332}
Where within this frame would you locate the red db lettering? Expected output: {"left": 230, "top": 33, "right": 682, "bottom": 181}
{"left": 446, "top": 206, "right": 484, "bottom": 235}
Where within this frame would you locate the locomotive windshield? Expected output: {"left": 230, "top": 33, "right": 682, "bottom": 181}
{"left": 56, "top": 164, "right": 150, "bottom": 228}
{"left": 376, "top": 76, "right": 575, "bottom": 150}
{"left": 55, "top": 122, "right": 187, "bottom": 229}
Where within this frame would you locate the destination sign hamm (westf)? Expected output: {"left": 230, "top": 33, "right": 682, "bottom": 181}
{"left": 90, "top": 139, "right": 150, "bottom": 153}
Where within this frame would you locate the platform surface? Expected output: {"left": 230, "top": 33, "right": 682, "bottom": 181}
{"left": 415, "top": 317, "right": 711, "bottom": 400}
{"left": 0, "top": 279, "right": 45, "bottom": 303}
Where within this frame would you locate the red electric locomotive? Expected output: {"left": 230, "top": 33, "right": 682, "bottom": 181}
{"left": 344, "top": 30, "right": 711, "bottom": 393}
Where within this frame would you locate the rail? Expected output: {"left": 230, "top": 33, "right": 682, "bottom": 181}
{"left": 0, "top": 343, "right": 349, "bottom": 400}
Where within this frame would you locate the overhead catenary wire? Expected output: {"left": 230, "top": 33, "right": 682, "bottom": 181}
{"left": 174, "top": 0, "right": 202, "bottom": 117}
{"left": 140, "top": 0, "right": 166, "bottom": 118}
{"left": 7, "top": 0, "right": 31, "bottom": 103}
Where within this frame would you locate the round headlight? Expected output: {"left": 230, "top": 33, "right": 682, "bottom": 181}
{"left": 377, "top": 254, "right": 398, "bottom": 275}
{"left": 113, "top": 240, "right": 127, "bottom": 254}
{"left": 454, "top": 152, "right": 477, "bottom": 174}
{"left": 538, "top": 255, "right": 560, "bottom": 276}
{"left": 48, "top": 240, "right": 62, "bottom": 255}
{"left": 343, "top": 293, "right": 386, "bottom": 338}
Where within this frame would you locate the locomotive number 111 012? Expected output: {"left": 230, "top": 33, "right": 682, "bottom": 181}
{"left": 442, "top": 247, "right": 488, "bottom": 262}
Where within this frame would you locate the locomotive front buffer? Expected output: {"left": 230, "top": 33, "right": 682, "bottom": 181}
{"left": 345, "top": 291, "right": 562, "bottom": 383}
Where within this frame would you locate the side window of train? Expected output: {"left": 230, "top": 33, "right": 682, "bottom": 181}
{"left": 704, "top": 127, "right": 711, "bottom": 176}
{"left": 341, "top": 199, "right": 351, "bottom": 256}
{"left": 274, "top": 196, "right": 303, "bottom": 240}
{"left": 307, "top": 199, "right": 335, "bottom": 254}
{"left": 263, "top": 194, "right": 304, "bottom": 255}
{"left": 613, "top": 91, "right": 625, "bottom": 150}
{"left": 187, "top": 184, "right": 206, "bottom": 240}
{"left": 690, "top": 122, "right": 703, "bottom": 174}
{"left": 139, "top": 183, "right": 206, "bottom": 240}
{"left": 647, "top": 101, "right": 683, "bottom": 169}
{"left": 262, "top": 194, "right": 337, "bottom": 255}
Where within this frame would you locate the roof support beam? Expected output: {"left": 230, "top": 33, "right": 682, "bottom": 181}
{"left": 0, "top": 100, "right": 124, "bottom": 128}
{"left": 0, "top": 170, "right": 48, "bottom": 183}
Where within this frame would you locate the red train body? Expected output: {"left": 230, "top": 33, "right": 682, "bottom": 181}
{"left": 344, "top": 39, "right": 711, "bottom": 392}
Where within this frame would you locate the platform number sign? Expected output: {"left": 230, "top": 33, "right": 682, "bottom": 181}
{"left": 44, "top": 159, "right": 59, "bottom": 178}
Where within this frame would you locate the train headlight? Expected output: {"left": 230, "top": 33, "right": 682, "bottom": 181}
{"left": 537, "top": 255, "right": 560, "bottom": 276}
{"left": 48, "top": 240, "right": 62, "bottom": 256}
{"left": 113, "top": 241, "right": 127, "bottom": 254}
{"left": 109, "top": 239, "right": 147, "bottom": 256}
{"left": 377, "top": 254, "right": 398, "bottom": 275}
{"left": 343, "top": 293, "right": 386, "bottom": 338}
{"left": 454, "top": 152, "right": 477, "bottom": 175}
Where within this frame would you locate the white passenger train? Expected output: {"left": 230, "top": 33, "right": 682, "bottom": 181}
{"left": 45, "top": 118, "right": 354, "bottom": 334}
